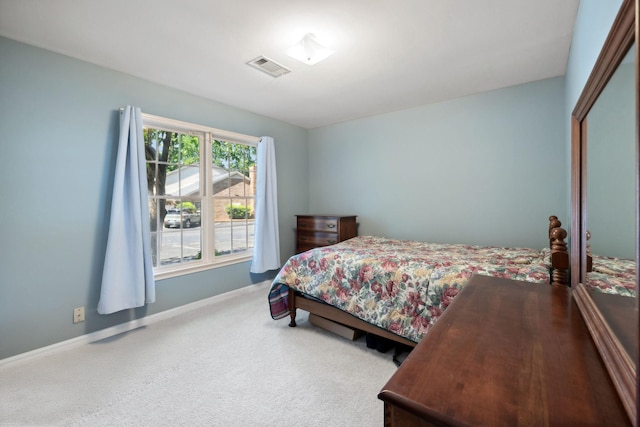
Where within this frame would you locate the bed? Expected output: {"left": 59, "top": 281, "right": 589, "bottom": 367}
{"left": 585, "top": 254, "right": 636, "bottom": 297}
{"left": 583, "top": 230, "right": 636, "bottom": 297}
{"left": 269, "top": 216, "right": 569, "bottom": 347}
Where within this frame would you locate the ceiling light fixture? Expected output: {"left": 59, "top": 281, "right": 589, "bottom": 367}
{"left": 285, "top": 33, "right": 334, "bottom": 65}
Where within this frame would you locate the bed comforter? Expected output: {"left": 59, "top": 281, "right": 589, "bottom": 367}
{"left": 586, "top": 255, "right": 636, "bottom": 297}
{"left": 269, "top": 236, "right": 552, "bottom": 343}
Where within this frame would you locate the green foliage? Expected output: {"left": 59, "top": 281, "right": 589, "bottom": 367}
{"left": 178, "top": 201, "right": 197, "bottom": 212}
{"left": 226, "top": 204, "right": 252, "bottom": 219}
{"left": 145, "top": 132, "right": 256, "bottom": 176}
{"left": 144, "top": 129, "right": 200, "bottom": 173}
{"left": 174, "top": 134, "right": 200, "bottom": 167}
{"left": 212, "top": 140, "right": 257, "bottom": 177}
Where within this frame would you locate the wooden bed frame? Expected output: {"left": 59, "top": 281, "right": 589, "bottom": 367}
{"left": 287, "top": 216, "right": 570, "bottom": 348}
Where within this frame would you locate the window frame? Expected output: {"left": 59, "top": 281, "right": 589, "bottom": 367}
{"left": 142, "top": 113, "right": 260, "bottom": 280}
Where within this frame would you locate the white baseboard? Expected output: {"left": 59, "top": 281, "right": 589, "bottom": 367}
{"left": 0, "top": 281, "right": 270, "bottom": 369}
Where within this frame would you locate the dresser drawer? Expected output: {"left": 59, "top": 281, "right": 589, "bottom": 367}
{"left": 297, "top": 232, "right": 340, "bottom": 248}
{"left": 296, "top": 216, "right": 339, "bottom": 233}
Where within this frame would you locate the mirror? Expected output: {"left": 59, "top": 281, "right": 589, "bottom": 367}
{"left": 586, "top": 44, "right": 637, "bottom": 360}
{"left": 570, "top": 0, "right": 637, "bottom": 423}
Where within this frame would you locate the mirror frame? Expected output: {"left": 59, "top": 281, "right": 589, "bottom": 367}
{"left": 570, "top": 0, "right": 637, "bottom": 423}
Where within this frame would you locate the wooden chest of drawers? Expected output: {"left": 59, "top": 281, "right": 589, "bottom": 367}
{"left": 295, "top": 215, "right": 357, "bottom": 253}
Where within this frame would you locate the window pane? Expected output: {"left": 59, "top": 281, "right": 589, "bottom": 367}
{"left": 146, "top": 163, "right": 157, "bottom": 196}
{"left": 163, "top": 165, "right": 177, "bottom": 197}
{"left": 181, "top": 226, "right": 202, "bottom": 262}
{"left": 145, "top": 128, "right": 203, "bottom": 268}
{"left": 178, "top": 133, "right": 200, "bottom": 166}
{"left": 158, "top": 226, "right": 202, "bottom": 266}
{"left": 211, "top": 140, "right": 257, "bottom": 259}
{"left": 212, "top": 140, "right": 231, "bottom": 197}
{"left": 212, "top": 167, "right": 231, "bottom": 197}
{"left": 144, "top": 128, "right": 159, "bottom": 161}
{"left": 215, "top": 221, "right": 232, "bottom": 257}
{"left": 214, "top": 197, "right": 230, "bottom": 257}
{"left": 159, "top": 228, "right": 181, "bottom": 265}
{"left": 228, "top": 172, "right": 247, "bottom": 197}
{"left": 248, "top": 162, "right": 257, "bottom": 199}
{"left": 232, "top": 221, "right": 249, "bottom": 253}
{"left": 180, "top": 165, "right": 200, "bottom": 197}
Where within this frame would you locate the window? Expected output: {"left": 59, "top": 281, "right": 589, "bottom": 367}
{"left": 143, "top": 113, "right": 259, "bottom": 278}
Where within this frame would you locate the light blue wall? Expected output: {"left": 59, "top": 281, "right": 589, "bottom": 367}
{"left": 587, "top": 61, "right": 635, "bottom": 259}
{"left": 308, "top": 77, "right": 566, "bottom": 249}
{"left": 0, "top": 37, "right": 308, "bottom": 360}
{"left": 564, "top": 0, "right": 623, "bottom": 223}
{"left": 565, "top": 0, "right": 623, "bottom": 116}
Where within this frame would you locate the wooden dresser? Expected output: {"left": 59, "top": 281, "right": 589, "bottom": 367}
{"left": 378, "top": 274, "right": 629, "bottom": 426}
{"left": 295, "top": 215, "right": 357, "bottom": 253}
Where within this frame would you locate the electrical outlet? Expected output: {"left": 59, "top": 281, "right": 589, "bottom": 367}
{"left": 73, "top": 307, "right": 85, "bottom": 323}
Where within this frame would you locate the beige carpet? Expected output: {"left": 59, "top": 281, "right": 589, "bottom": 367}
{"left": 0, "top": 282, "right": 399, "bottom": 426}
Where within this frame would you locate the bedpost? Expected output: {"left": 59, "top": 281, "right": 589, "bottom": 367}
{"left": 586, "top": 230, "right": 593, "bottom": 272}
{"left": 548, "top": 215, "right": 561, "bottom": 237}
{"left": 549, "top": 222, "right": 569, "bottom": 286}
{"left": 288, "top": 288, "right": 297, "bottom": 327}
{"left": 548, "top": 216, "right": 569, "bottom": 285}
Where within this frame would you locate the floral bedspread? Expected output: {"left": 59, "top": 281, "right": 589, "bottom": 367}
{"left": 269, "top": 236, "right": 551, "bottom": 343}
{"left": 586, "top": 255, "right": 636, "bottom": 297}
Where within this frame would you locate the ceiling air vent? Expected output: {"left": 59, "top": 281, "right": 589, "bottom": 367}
{"left": 247, "top": 56, "right": 291, "bottom": 78}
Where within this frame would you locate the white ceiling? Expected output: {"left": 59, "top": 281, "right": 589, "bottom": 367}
{"left": 0, "top": 0, "right": 579, "bottom": 129}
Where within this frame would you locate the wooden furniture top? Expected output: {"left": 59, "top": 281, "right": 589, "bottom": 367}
{"left": 590, "top": 290, "right": 638, "bottom": 361}
{"left": 378, "top": 274, "right": 629, "bottom": 426}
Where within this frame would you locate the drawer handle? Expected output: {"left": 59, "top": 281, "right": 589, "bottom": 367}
{"left": 326, "top": 224, "right": 336, "bottom": 229}
{"left": 299, "top": 237, "right": 308, "bottom": 241}
{"left": 327, "top": 240, "right": 336, "bottom": 244}
{"left": 299, "top": 222, "right": 307, "bottom": 227}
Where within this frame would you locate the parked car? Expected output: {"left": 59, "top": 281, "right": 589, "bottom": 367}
{"left": 164, "top": 208, "right": 201, "bottom": 228}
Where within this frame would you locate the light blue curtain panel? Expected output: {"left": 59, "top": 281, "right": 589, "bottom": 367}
{"left": 250, "top": 136, "right": 281, "bottom": 273}
{"left": 98, "top": 106, "right": 155, "bottom": 314}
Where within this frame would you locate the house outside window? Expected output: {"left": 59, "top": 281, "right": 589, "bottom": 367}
{"left": 143, "top": 113, "right": 259, "bottom": 279}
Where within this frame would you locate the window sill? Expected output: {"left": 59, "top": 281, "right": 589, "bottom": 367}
{"left": 155, "top": 254, "right": 253, "bottom": 281}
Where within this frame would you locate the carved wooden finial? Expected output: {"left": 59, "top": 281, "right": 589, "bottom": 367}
{"left": 550, "top": 227, "right": 567, "bottom": 243}
{"left": 548, "top": 216, "right": 561, "bottom": 240}
{"left": 548, "top": 216, "right": 569, "bottom": 285}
